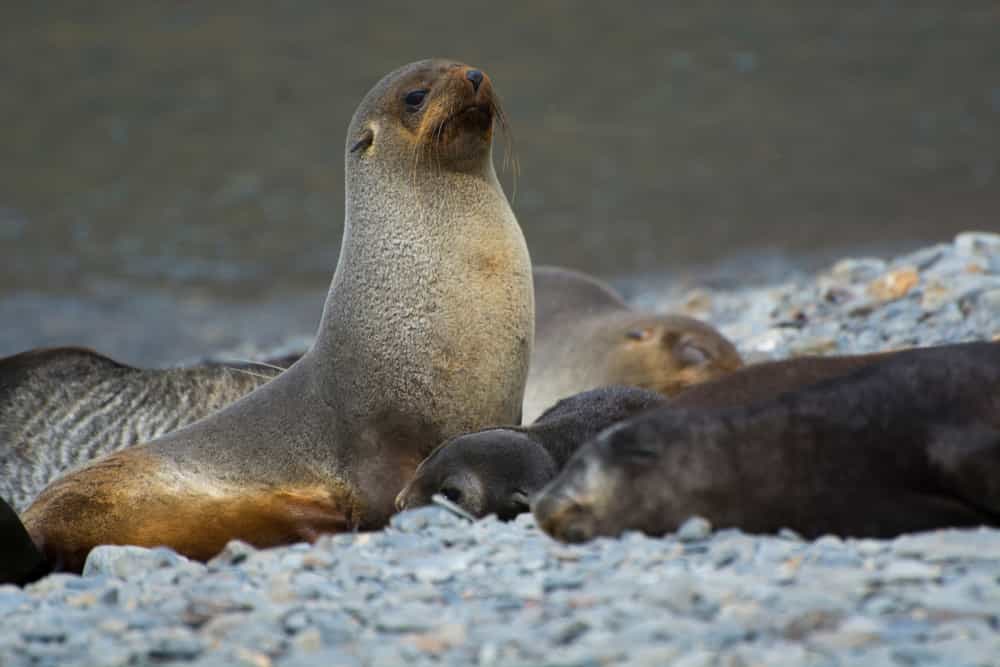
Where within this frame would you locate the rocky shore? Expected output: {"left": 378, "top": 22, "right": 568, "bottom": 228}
{"left": 2, "top": 233, "right": 999, "bottom": 667}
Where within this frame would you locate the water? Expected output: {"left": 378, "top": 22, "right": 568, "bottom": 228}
{"left": 2, "top": 3, "right": 998, "bottom": 363}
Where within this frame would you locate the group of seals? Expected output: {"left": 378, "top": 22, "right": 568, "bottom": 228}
{"left": 4, "top": 58, "right": 997, "bottom": 585}
{"left": 17, "top": 59, "right": 536, "bottom": 573}
{"left": 396, "top": 350, "right": 889, "bottom": 520}
{"left": 396, "top": 385, "right": 668, "bottom": 519}
{"left": 0, "top": 269, "right": 737, "bottom": 511}
{"left": 533, "top": 342, "right": 1000, "bottom": 542}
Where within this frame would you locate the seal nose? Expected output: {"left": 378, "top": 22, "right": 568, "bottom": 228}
{"left": 466, "top": 69, "right": 484, "bottom": 93}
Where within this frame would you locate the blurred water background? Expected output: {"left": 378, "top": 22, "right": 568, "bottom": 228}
{"left": 2, "top": 2, "right": 998, "bottom": 364}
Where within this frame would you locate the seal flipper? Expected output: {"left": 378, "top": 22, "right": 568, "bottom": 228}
{"left": 0, "top": 496, "right": 49, "bottom": 586}
{"left": 23, "top": 446, "right": 357, "bottom": 572}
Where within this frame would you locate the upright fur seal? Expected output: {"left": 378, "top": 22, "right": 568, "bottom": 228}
{"left": 396, "top": 386, "right": 667, "bottom": 519}
{"left": 397, "top": 350, "right": 888, "bottom": 520}
{"left": 523, "top": 267, "right": 742, "bottom": 423}
{"left": 20, "top": 59, "right": 534, "bottom": 572}
{"left": 0, "top": 347, "right": 295, "bottom": 511}
{"left": 534, "top": 342, "right": 1000, "bottom": 542}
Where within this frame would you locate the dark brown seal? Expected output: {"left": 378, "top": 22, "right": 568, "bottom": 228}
{"left": 395, "top": 386, "right": 667, "bottom": 519}
{"left": 0, "top": 347, "right": 297, "bottom": 511}
{"left": 396, "top": 349, "right": 890, "bottom": 520}
{"left": 20, "top": 59, "right": 534, "bottom": 572}
{"left": 523, "top": 267, "right": 742, "bottom": 423}
{"left": 534, "top": 342, "right": 1000, "bottom": 542}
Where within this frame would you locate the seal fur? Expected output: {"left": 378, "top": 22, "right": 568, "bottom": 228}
{"left": 22, "top": 59, "right": 533, "bottom": 571}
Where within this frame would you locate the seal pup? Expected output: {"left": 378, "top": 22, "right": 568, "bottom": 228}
{"left": 0, "top": 347, "right": 297, "bottom": 511}
{"left": 534, "top": 342, "right": 1000, "bottom": 543}
{"left": 21, "top": 59, "right": 534, "bottom": 572}
{"left": 395, "top": 386, "right": 667, "bottom": 519}
{"left": 523, "top": 267, "right": 742, "bottom": 423}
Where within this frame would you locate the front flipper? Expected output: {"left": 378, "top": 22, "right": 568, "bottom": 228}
{"left": 22, "top": 446, "right": 357, "bottom": 572}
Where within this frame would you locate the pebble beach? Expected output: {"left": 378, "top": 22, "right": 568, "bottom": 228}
{"left": 2, "top": 232, "right": 999, "bottom": 667}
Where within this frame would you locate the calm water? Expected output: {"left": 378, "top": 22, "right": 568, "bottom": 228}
{"left": 2, "top": 3, "right": 999, "bottom": 363}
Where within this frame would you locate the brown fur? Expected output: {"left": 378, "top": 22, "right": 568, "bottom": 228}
{"left": 524, "top": 267, "right": 742, "bottom": 423}
{"left": 24, "top": 447, "right": 354, "bottom": 571}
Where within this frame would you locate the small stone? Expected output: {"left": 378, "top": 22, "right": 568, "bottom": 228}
{"left": 877, "top": 559, "right": 942, "bottom": 583}
{"left": 207, "top": 540, "right": 258, "bottom": 568}
{"left": 955, "top": 231, "right": 1000, "bottom": 256}
{"left": 830, "top": 257, "right": 888, "bottom": 283}
{"left": 867, "top": 267, "right": 919, "bottom": 302}
{"left": 82, "top": 545, "right": 201, "bottom": 579}
{"left": 676, "top": 516, "right": 712, "bottom": 542}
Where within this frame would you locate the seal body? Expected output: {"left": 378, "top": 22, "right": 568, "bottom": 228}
{"left": 396, "top": 385, "right": 667, "bottom": 519}
{"left": 523, "top": 267, "right": 742, "bottom": 423}
{"left": 0, "top": 347, "right": 293, "bottom": 511}
{"left": 22, "top": 59, "right": 533, "bottom": 571}
{"left": 534, "top": 342, "right": 1000, "bottom": 542}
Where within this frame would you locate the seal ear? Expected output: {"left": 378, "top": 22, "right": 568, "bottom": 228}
{"left": 350, "top": 128, "right": 374, "bottom": 154}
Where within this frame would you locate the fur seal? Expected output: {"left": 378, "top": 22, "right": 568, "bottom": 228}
{"left": 395, "top": 350, "right": 887, "bottom": 520}
{"left": 523, "top": 267, "right": 742, "bottom": 423}
{"left": 534, "top": 342, "right": 1000, "bottom": 542}
{"left": 395, "top": 385, "right": 667, "bottom": 519}
{"left": 0, "top": 347, "right": 296, "bottom": 511}
{"left": 19, "top": 59, "right": 533, "bottom": 572}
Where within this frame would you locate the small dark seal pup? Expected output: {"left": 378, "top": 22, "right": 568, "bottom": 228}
{"left": 395, "top": 386, "right": 668, "bottom": 519}
{"left": 534, "top": 342, "right": 1000, "bottom": 543}
{"left": 0, "top": 496, "right": 47, "bottom": 586}
{"left": 0, "top": 347, "right": 296, "bottom": 511}
{"left": 397, "top": 351, "right": 890, "bottom": 520}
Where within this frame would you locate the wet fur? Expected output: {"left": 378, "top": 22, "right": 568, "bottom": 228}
{"left": 0, "top": 347, "right": 292, "bottom": 511}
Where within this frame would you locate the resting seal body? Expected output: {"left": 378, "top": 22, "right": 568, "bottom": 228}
{"left": 395, "top": 349, "right": 888, "bottom": 520}
{"left": 395, "top": 386, "right": 667, "bottom": 519}
{"left": 523, "top": 267, "right": 742, "bottom": 423}
{"left": 19, "top": 59, "right": 533, "bottom": 573}
{"left": 0, "top": 347, "right": 295, "bottom": 511}
{"left": 534, "top": 342, "right": 1000, "bottom": 542}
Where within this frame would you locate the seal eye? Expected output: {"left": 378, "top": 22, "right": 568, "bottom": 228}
{"left": 404, "top": 89, "right": 429, "bottom": 110}
{"left": 441, "top": 485, "right": 463, "bottom": 504}
{"left": 625, "top": 328, "right": 654, "bottom": 342}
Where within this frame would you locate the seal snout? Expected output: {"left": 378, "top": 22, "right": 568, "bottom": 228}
{"left": 532, "top": 489, "right": 597, "bottom": 544}
{"left": 465, "top": 69, "right": 484, "bottom": 92}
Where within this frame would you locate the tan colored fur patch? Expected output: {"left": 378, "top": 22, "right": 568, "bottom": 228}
{"left": 23, "top": 446, "right": 355, "bottom": 572}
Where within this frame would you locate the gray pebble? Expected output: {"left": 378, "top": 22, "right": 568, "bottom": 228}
{"left": 676, "top": 516, "right": 713, "bottom": 542}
